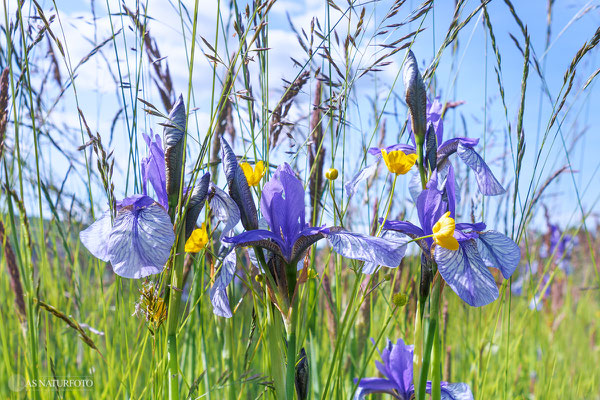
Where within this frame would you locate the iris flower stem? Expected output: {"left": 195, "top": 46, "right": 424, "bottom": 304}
{"left": 285, "top": 264, "right": 299, "bottom": 400}
{"left": 415, "top": 136, "right": 427, "bottom": 190}
{"left": 413, "top": 297, "right": 424, "bottom": 394}
{"left": 414, "top": 131, "right": 428, "bottom": 395}
{"left": 417, "top": 277, "right": 442, "bottom": 400}
{"left": 285, "top": 263, "right": 299, "bottom": 399}
{"left": 166, "top": 229, "right": 186, "bottom": 400}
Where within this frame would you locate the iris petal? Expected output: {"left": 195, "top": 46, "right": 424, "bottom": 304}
{"left": 387, "top": 338, "right": 414, "bottom": 397}
{"left": 107, "top": 201, "right": 175, "bottom": 279}
{"left": 208, "top": 182, "right": 241, "bottom": 239}
{"left": 345, "top": 162, "right": 378, "bottom": 198}
{"left": 210, "top": 249, "right": 237, "bottom": 318}
{"left": 457, "top": 141, "right": 505, "bottom": 196}
{"left": 435, "top": 239, "right": 499, "bottom": 307}
{"left": 260, "top": 163, "right": 305, "bottom": 254}
{"left": 439, "top": 383, "right": 475, "bottom": 400}
{"left": 362, "top": 230, "right": 410, "bottom": 274}
{"left": 476, "top": 231, "right": 521, "bottom": 279}
{"left": 79, "top": 211, "right": 112, "bottom": 261}
{"left": 353, "top": 378, "right": 397, "bottom": 400}
{"left": 323, "top": 229, "right": 406, "bottom": 269}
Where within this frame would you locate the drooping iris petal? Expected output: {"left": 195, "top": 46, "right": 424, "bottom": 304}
{"left": 221, "top": 137, "right": 258, "bottom": 230}
{"left": 222, "top": 229, "right": 286, "bottom": 260}
{"left": 323, "top": 229, "right": 407, "bottom": 269}
{"left": 141, "top": 132, "right": 168, "bottom": 209}
{"left": 362, "top": 230, "right": 409, "bottom": 274}
{"left": 79, "top": 211, "right": 112, "bottom": 261}
{"left": 208, "top": 182, "right": 241, "bottom": 239}
{"left": 435, "top": 239, "right": 499, "bottom": 307}
{"left": 353, "top": 378, "right": 398, "bottom": 400}
{"left": 184, "top": 172, "right": 211, "bottom": 239}
{"left": 436, "top": 137, "right": 479, "bottom": 168}
{"left": 345, "top": 162, "right": 378, "bottom": 198}
{"left": 289, "top": 227, "right": 327, "bottom": 264}
{"left": 439, "top": 383, "right": 475, "bottom": 400}
{"left": 107, "top": 197, "right": 175, "bottom": 279}
{"left": 457, "top": 141, "right": 505, "bottom": 196}
{"left": 382, "top": 220, "right": 425, "bottom": 238}
{"left": 210, "top": 249, "right": 237, "bottom": 318}
{"left": 476, "top": 231, "right": 521, "bottom": 279}
{"left": 455, "top": 222, "right": 487, "bottom": 232}
{"left": 163, "top": 95, "right": 187, "bottom": 198}
{"left": 260, "top": 163, "right": 305, "bottom": 254}
{"left": 408, "top": 171, "right": 423, "bottom": 203}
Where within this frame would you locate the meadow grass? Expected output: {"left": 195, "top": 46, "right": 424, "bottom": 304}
{"left": 1, "top": 0, "right": 599, "bottom": 399}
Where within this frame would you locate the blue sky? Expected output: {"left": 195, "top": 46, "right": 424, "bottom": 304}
{"left": 5, "top": 0, "right": 600, "bottom": 231}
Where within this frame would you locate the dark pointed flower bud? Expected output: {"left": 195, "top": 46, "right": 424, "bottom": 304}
{"left": 425, "top": 124, "right": 438, "bottom": 172}
{"left": 295, "top": 347, "right": 309, "bottom": 400}
{"left": 403, "top": 51, "right": 427, "bottom": 141}
{"left": 220, "top": 137, "right": 258, "bottom": 230}
{"left": 185, "top": 172, "right": 211, "bottom": 239}
{"left": 163, "top": 95, "right": 186, "bottom": 200}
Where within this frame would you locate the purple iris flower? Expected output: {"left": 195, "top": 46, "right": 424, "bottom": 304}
{"left": 79, "top": 132, "right": 175, "bottom": 279}
{"left": 346, "top": 98, "right": 505, "bottom": 198}
{"left": 380, "top": 167, "right": 520, "bottom": 307}
{"left": 541, "top": 223, "right": 575, "bottom": 275}
{"left": 354, "top": 338, "right": 473, "bottom": 400}
{"left": 213, "top": 162, "right": 407, "bottom": 317}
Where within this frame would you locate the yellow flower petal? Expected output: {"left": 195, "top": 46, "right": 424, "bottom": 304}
{"left": 381, "top": 149, "right": 417, "bottom": 175}
{"left": 432, "top": 211, "right": 459, "bottom": 251}
{"left": 241, "top": 161, "right": 265, "bottom": 186}
{"left": 185, "top": 223, "right": 209, "bottom": 253}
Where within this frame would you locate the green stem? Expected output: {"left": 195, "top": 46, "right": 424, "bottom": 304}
{"left": 285, "top": 263, "right": 299, "bottom": 399}
{"left": 413, "top": 297, "right": 424, "bottom": 393}
{"left": 166, "top": 230, "right": 186, "bottom": 400}
{"left": 431, "top": 288, "right": 443, "bottom": 400}
{"left": 377, "top": 174, "right": 398, "bottom": 236}
{"left": 417, "top": 278, "right": 442, "bottom": 400}
{"left": 415, "top": 136, "right": 427, "bottom": 190}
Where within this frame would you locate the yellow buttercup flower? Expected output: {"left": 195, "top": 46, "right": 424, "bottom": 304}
{"left": 241, "top": 161, "right": 265, "bottom": 186}
{"left": 432, "top": 211, "right": 459, "bottom": 251}
{"left": 185, "top": 223, "right": 209, "bottom": 253}
{"left": 381, "top": 149, "right": 417, "bottom": 175}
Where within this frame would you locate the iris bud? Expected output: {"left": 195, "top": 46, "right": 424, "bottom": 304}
{"left": 403, "top": 51, "right": 427, "bottom": 141}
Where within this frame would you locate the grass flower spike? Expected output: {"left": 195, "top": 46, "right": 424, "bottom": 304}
{"left": 432, "top": 211, "right": 459, "bottom": 251}
{"left": 241, "top": 161, "right": 265, "bottom": 186}
{"left": 185, "top": 223, "right": 209, "bottom": 252}
{"left": 381, "top": 149, "right": 417, "bottom": 175}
